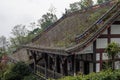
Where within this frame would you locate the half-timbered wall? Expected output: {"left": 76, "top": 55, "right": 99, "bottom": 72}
{"left": 96, "top": 38, "right": 108, "bottom": 49}
{"left": 95, "top": 22, "right": 120, "bottom": 72}
{"left": 111, "top": 25, "right": 120, "bottom": 34}
{"left": 80, "top": 43, "right": 93, "bottom": 54}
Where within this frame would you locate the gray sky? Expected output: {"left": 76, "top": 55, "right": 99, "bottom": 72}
{"left": 0, "top": 0, "right": 96, "bottom": 38}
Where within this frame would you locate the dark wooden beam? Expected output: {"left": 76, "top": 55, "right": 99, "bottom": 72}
{"left": 99, "top": 34, "right": 120, "bottom": 38}
{"left": 112, "top": 21, "right": 120, "bottom": 25}
{"left": 93, "top": 41, "right": 96, "bottom": 72}
{"left": 108, "top": 26, "right": 111, "bottom": 43}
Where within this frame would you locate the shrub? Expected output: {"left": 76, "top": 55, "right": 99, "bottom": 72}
{"left": 58, "top": 69, "right": 120, "bottom": 80}
{"left": 3, "top": 62, "right": 31, "bottom": 80}
{"left": 23, "top": 74, "right": 37, "bottom": 80}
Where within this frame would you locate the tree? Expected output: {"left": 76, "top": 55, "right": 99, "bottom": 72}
{"left": 3, "top": 62, "right": 31, "bottom": 80}
{"left": 0, "top": 36, "right": 8, "bottom": 53}
{"left": 11, "top": 25, "right": 28, "bottom": 45}
{"left": 68, "top": 0, "right": 93, "bottom": 12}
{"left": 97, "top": 0, "right": 111, "bottom": 4}
{"left": 10, "top": 24, "right": 29, "bottom": 48}
{"left": 106, "top": 42, "right": 120, "bottom": 70}
{"left": 82, "top": 0, "right": 93, "bottom": 7}
{"left": 69, "top": 1, "right": 82, "bottom": 12}
{"left": 38, "top": 12, "right": 57, "bottom": 30}
{"left": 97, "top": 0, "right": 104, "bottom": 4}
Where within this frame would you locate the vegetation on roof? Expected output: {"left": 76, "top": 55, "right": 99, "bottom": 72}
{"left": 34, "top": 4, "right": 111, "bottom": 48}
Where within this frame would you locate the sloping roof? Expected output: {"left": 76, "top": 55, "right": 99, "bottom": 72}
{"left": 30, "top": 1, "right": 116, "bottom": 48}
{"left": 13, "top": 1, "right": 120, "bottom": 55}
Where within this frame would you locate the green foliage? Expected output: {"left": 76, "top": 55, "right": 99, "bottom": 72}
{"left": 106, "top": 42, "right": 120, "bottom": 70}
{"left": 97, "top": 0, "right": 104, "bottom": 4}
{"left": 82, "top": 0, "right": 93, "bottom": 7}
{"left": 106, "top": 42, "right": 120, "bottom": 57}
{"left": 38, "top": 12, "right": 57, "bottom": 30}
{"left": 89, "top": 8, "right": 108, "bottom": 21}
{"left": 23, "top": 74, "right": 37, "bottom": 80}
{"left": 69, "top": 1, "right": 82, "bottom": 12}
{"left": 97, "top": 0, "right": 111, "bottom": 4}
{"left": 68, "top": 0, "right": 93, "bottom": 12}
{"left": 59, "top": 69, "right": 120, "bottom": 80}
{"left": 3, "top": 62, "right": 31, "bottom": 80}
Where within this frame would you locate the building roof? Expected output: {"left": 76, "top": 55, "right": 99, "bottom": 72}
{"left": 14, "top": 1, "right": 120, "bottom": 55}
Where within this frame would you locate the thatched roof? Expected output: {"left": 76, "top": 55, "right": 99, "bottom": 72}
{"left": 12, "top": 1, "right": 120, "bottom": 56}
{"left": 30, "top": 1, "right": 116, "bottom": 49}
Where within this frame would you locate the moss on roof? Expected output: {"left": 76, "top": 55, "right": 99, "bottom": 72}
{"left": 31, "top": 2, "right": 114, "bottom": 48}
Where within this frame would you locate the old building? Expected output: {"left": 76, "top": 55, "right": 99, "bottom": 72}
{"left": 9, "top": 0, "right": 120, "bottom": 79}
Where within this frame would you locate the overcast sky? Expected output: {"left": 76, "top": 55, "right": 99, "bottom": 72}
{"left": 0, "top": 0, "right": 96, "bottom": 38}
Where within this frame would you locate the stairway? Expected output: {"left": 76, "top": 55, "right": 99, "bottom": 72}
{"left": 67, "top": 1, "right": 120, "bottom": 52}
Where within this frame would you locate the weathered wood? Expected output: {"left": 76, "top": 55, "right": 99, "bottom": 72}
{"left": 93, "top": 41, "right": 96, "bottom": 72}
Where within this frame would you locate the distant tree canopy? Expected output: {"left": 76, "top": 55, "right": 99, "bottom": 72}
{"left": 8, "top": 7, "right": 58, "bottom": 52}
{"left": 38, "top": 12, "right": 57, "bottom": 30}
{"left": 68, "top": 0, "right": 93, "bottom": 12}
{"left": 0, "top": 36, "right": 8, "bottom": 53}
{"left": 97, "top": 0, "right": 111, "bottom": 4}
{"left": 10, "top": 25, "right": 29, "bottom": 50}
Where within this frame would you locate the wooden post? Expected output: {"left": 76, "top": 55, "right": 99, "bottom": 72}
{"left": 48, "top": 55, "right": 50, "bottom": 69}
{"left": 74, "top": 54, "right": 77, "bottom": 76}
{"left": 44, "top": 53, "right": 48, "bottom": 79}
{"left": 56, "top": 56, "right": 60, "bottom": 73}
{"left": 45, "top": 59, "right": 47, "bottom": 79}
{"left": 53, "top": 56, "right": 57, "bottom": 78}
{"left": 93, "top": 41, "right": 96, "bottom": 72}
{"left": 27, "top": 49, "right": 30, "bottom": 60}
{"left": 31, "top": 50, "right": 36, "bottom": 73}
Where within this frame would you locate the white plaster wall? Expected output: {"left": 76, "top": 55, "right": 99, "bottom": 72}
{"left": 111, "top": 25, "right": 120, "bottom": 34}
{"left": 80, "top": 43, "right": 93, "bottom": 54}
{"left": 102, "top": 53, "right": 109, "bottom": 60}
{"left": 89, "top": 63, "right": 93, "bottom": 73}
{"left": 115, "top": 61, "right": 120, "bottom": 69}
{"left": 96, "top": 63, "right": 100, "bottom": 72}
{"left": 96, "top": 38, "right": 108, "bottom": 49}
{"left": 102, "top": 29, "right": 107, "bottom": 34}
{"left": 96, "top": 53, "right": 100, "bottom": 61}
{"left": 111, "top": 38, "right": 120, "bottom": 44}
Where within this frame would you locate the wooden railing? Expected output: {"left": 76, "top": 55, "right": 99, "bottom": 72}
{"left": 36, "top": 65, "right": 63, "bottom": 79}
{"left": 75, "top": 1, "right": 120, "bottom": 44}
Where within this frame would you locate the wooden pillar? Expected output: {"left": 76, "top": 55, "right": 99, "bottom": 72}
{"left": 56, "top": 56, "right": 60, "bottom": 73}
{"left": 93, "top": 41, "right": 96, "bottom": 72}
{"left": 45, "top": 59, "right": 47, "bottom": 79}
{"left": 60, "top": 56, "right": 64, "bottom": 75}
{"left": 44, "top": 53, "right": 48, "bottom": 79}
{"left": 53, "top": 55, "right": 57, "bottom": 78}
{"left": 73, "top": 54, "right": 77, "bottom": 76}
{"left": 48, "top": 55, "right": 50, "bottom": 69}
{"left": 27, "top": 49, "right": 30, "bottom": 60}
{"left": 100, "top": 53, "right": 103, "bottom": 70}
{"left": 65, "top": 58, "right": 68, "bottom": 76}
{"left": 31, "top": 50, "right": 37, "bottom": 73}
{"left": 108, "top": 26, "right": 111, "bottom": 43}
